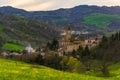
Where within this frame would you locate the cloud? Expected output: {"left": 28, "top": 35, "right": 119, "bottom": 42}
{"left": 0, "top": 0, "right": 120, "bottom": 11}
{"left": 24, "top": 1, "right": 56, "bottom": 11}
{"left": 2, "top": 0, "right": 36, "bottom": 7}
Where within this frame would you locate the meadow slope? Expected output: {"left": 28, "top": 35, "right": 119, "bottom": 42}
{"left": 0, "top": 59, "right": 120, "bottom": 80}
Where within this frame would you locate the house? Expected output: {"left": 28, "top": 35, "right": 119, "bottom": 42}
{"left": 1, "top": 52, "right": 8, "bottom": 57}
{"left": 84, "top": 37, "right": 101, "bottom": 48}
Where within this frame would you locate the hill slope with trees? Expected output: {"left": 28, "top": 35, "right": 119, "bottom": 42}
{"left": 0, "top": 13, "right": 59, "bottom": 50}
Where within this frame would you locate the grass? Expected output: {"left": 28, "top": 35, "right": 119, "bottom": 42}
{"left": 2, "top": 43, "right": 25, "bottom": 51}
{"left": 0, "top": 58, "right": 107, "bottom": 80}
{"left": 108, "top": 64, "right": 120, "bottom": 77}
{"left": 0, "top": 59, "right": 120, "bottom": 80}
{"left": 84, "top": 13, "right": 120, "bottom": 28}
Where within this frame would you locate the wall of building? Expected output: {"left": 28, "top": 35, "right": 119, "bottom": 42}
{"left": 66, "top": 44, "right": 80, "bottom": 52}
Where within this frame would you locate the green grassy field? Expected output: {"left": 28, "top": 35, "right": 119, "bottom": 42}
{"left": 0, "top": 59, "right": 120, "bottom": 80}
{"left": 84, "top": 13, "right": 120, "bottom": 28}
{"left": 2, "top": 43, "right": 25, "bottom": 51}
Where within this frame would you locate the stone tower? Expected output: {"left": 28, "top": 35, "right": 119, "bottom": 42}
{"left": 64, "top": 26, "right": 72, "bottom": 41}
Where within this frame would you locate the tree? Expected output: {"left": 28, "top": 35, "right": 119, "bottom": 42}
{"left": 71, "top": 49, "right": 77, "bottom": 58}
{"left": 91, "top": 33, "right": 120, "bottom": 77}
{"left": 44, "top": 51, "right": 62, "bottom": 69}
{"left": 66, "top": 56, "right": 83, "bottom": 73}
{"left": 36, "top": 54, "right": 44, "bottom": 65}
{"left": 0, "top": 36, "right": 6, "bottom": 48}
{"left": 102, "top": 36, "right": 108, "bottom": 42}
{"left": 91, "top": 50, "right": 111, "bottom": 77}
{"left": 51, "top": 38, "right": 59, "bottom": 51}
{"left": 47, "top": 38, "right": 59, "bottom": 51}
{"left": 77, "top": 46, "right": 84, "bottom": 59}
{"left": 61, "top": 56, "right": 69, "bottom": 70}
{"left": 81, "top": 45, "right": 90, "bottom": 60}
{"left": 46, "top": 42, "right": 51, "bottom": 51}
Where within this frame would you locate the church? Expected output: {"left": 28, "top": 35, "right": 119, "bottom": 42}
{"left": 59, "top": 26, "right": 84, "bottom": 52}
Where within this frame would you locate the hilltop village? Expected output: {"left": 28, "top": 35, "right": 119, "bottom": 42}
{"left": 59, "top": 26, "right": 101, "bottom": 53}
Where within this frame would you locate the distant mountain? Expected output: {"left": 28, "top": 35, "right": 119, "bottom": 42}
{"left": 1, "top": 5, "right": 120, "bottom": 36}
{"left": 0, "top": 13, "right": 59, "bottom": 49}
{"left": 0, "top": 6, "right": 28, "bottom": 16}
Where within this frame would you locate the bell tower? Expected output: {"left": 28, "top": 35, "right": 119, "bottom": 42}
{"left": 64, "top": 26, "right": 72, "bottom": 41}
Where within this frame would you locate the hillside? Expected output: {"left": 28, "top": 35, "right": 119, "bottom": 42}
{"left": 0, "top": 13, "right": 59, "bottom": 50}
{"left": 0, "top": 58, "right": 120, "bottom": 80}
{"left": 1, "top": 5, "right": 120, "bottom": 34}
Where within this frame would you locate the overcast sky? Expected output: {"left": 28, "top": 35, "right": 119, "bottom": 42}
{"left": 0, "top": 0, "right": 120, "bottom": 11}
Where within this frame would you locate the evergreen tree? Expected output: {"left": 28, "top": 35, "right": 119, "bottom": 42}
{"left": 110, "top": 34, "right": 115, "bottom": 41}
{"left": 82, "top": 45, "right": 90, "bottom": 57}
{"left": 71, "top": 49, "right": 77, "bottom": 58}
{"left": 76, "top": 46, "right": 84, "bottom": 59}
{"left": 102, "top": 36, "right": 108, "bottom": 42}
